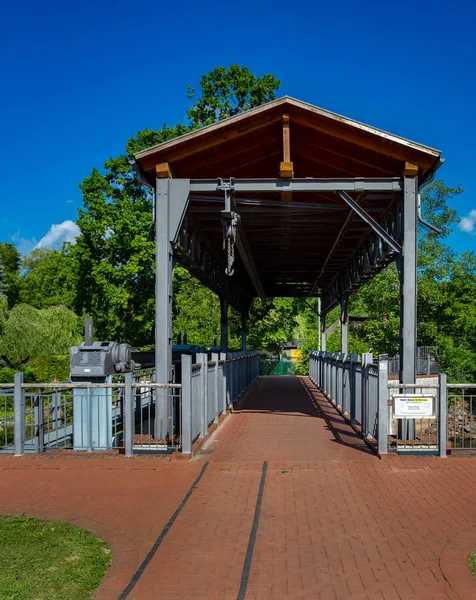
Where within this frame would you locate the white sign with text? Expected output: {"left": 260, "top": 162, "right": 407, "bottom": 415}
{"left": 393, "top": 395, "right": 435, "bottom": 419}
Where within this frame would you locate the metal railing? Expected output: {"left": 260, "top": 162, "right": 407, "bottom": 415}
{"left": 309, "top": 351, "right": 386, "bottom": 450}
{"left": 309, "top": 350, "right": 449, "bottom": 456}
{"left": 387, "top": 379, "right": 446, "bottom": 455}
{"left": 0, "top": 351, "right": 259, "bottom": 457}
{"left": 388, "top": 355, "right": 440, "bottom": 376}
{"left": 447, "top": 384, "right": 476, "bottom": 450}
{"left": 181, "top": 350, "right": 259, "bottom": 454}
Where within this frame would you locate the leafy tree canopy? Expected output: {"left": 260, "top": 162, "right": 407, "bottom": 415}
{"left": 72, "top": 65, "right": 281, "bottom": 345}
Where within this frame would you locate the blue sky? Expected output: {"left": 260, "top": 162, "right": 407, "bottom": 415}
{"left": 1, "top": 0, "right": 475, "bottom": 254}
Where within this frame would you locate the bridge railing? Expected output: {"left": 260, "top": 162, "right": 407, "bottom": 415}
{"left": 309, "top": 350, "right": 452, "bottom": 456}
{"left": 181, "top": 351, "right": 259, "bottom": 454}
{"left": 309, "top": 351, "right": 384, "bottom": 449}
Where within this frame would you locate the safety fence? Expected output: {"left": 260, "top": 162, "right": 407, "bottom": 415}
{"left": 309, "top": 351, "right": 448, "bottom": 456}
{"left": 0, "top": 351, "right": 259, "bottom": 456}
{"left": 447, "top": 384, "right": 476, "bottom": 450}
{"left": 181, "top": 351, "right": 259, "bottom": 454}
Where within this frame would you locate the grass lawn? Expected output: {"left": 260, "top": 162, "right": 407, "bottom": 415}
{"left": 469, "top": 545, "right": 476, "bottom": 578}
{"left": 0, "top": 515, "right": 111, "bottom": 600}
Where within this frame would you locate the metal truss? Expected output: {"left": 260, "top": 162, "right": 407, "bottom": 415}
{"left": 321, "top": 200, "right": 402, "bottom": 313}
{"left": 174, "top": 216, "right": 252, "bottom": 313}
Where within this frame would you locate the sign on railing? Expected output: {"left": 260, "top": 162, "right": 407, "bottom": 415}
{"left": 393, "top": 395, "right": 435, "bottom": 419}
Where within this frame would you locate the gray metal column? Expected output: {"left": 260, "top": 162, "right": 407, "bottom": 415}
{"left": 377, "top": 354, "right": 389, "bottom": 455}
{"left": 124, "top": 372, "right": 133, "bottom": 457}
{"left": 220, "top": 296, "right": 228, "bottom": 354}
{"left": 212, "top": 352, "right": 219, "bottom": 423}
{"left": 155, "top": 178, "right": 173, "bottom": 440}
{"left": 321, "top": 312, "right": 327, "bottom": 352}
{"left": 438, "top": 372, "right": 448, "bottom": 458}
{"left": 317, "top": 296, "right": 322, "bottom": 351}
{"left": 341, "top": 297, "right": 349, "bottom": 355}
{"left": 399, "top": 174, "right": 417, "bottom": 386}
{"left": 181, "top": 354, "right": 193, "bottom": 454}
{"left": 198, "top": 352, "right": 208, "bottom": 439}
{"left": 14, "top": 372, "right": 24, "bottom": 456}
{"left": 399, "top": 173, "right": 418, "bottom": 439}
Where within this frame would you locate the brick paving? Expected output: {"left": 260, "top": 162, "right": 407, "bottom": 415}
{"left": 1, "top": 376, "right": 476, "bottom": 599}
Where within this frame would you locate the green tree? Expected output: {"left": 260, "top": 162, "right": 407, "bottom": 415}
{"left": 0, "top": 242, "right": 20, "bottom": 307}
{"left": 0, "top": 304, "right": 81, "bottom": 366}
{"left": 73, "top": 65, "right": 281, "bottom": 345}
{"left": 19, "top": 248, "right": 76, "bottom": 309}
{"left": 247, "top": 298, "right": 299, "bottom": 353}
{"left": 186, "top": 65, "right": 280, "bottom": 126}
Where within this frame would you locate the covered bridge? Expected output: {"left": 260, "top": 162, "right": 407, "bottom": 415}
{"left": 133, "top": 97, "right": 443, "bottom": 435}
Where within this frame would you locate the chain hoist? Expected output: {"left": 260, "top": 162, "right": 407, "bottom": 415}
{"left": 218, "top": 178, "right": 239, "bottom": 277}
{"left": 223, "top": 212, "right": 240, "bottom": 276}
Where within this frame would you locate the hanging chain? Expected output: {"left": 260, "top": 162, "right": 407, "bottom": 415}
{"left": 223, "top": 212, "right": 240, "bottom": 276}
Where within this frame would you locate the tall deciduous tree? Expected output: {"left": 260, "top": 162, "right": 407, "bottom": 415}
{"left": 19, "top": 248, "right": 76, "bottom": 309}
{"left": 72, "top": 66, "right": 281, "bottom": 345}
{"left": 0, "top": 242, "right": 20, "bottom": 308}
{"left": 186, "top": 65, "right": 280, "bottom": 126}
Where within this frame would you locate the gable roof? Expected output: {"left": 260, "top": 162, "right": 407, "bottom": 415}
{"left": 134, "top": 96, "right": 442, "bottom": 183}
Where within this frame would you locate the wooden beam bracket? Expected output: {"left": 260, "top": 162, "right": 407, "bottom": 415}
{"left": 156, "top": 162, "right": 174, "bottom": 178}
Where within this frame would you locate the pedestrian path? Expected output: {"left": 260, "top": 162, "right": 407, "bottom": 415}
{"left": 1, "top": 376, "right": 476, "bottom": 599}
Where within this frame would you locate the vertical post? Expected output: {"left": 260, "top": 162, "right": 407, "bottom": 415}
{"left": 14, "top": 372, "right": 24, "bottom": 456}
{"left": 220, "top": 296, "right": 228, "bottom": 354}
{"left": 321, "top": 312, "right": 327, "bottom": 352}
{"left": 198, "top": 353, "right": 208, "bottom": 439}
{"left": 361, "top": 352, "right": 373, "bottom": 437}
{"left": 438, "top": 372, "right": 448, "bottom": 458}
{"left": 349, "top": 354, "right": 357, "bottom": 423}
{"left": 220, "top": 352, "right": 227, "bottom": 413}
{"left": 33, "top": 394, "right": 44, "bottom": 453}
{"left": 155, "top": 178, "right": 173, "bottom": 441}
{"left": 181, "top": 354, "right": 193, "bottom": 454}
{"left": 85, "top": 317, "right": 93, "bottom": 345}
{"left": 212, "top": 352, "right": 219, "bottom": 423}
{"left": 341, "top": 297, "right": 349, "bottom": 355}
{"left": 317, "top": 296, "right": 322, "bottom": 352}
{"left": 378, "top": 354, "right": 389, "bottom": 455}
{"left": 124, "top": 372, "right": 133, "bottom": 457}
{"left": 399, "top": 170, "right": 418, "bottom": 438}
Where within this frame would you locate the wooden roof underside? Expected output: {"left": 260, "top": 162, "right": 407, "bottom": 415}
{"left": 135, "top": 97, "right": 443, "bottom": 301}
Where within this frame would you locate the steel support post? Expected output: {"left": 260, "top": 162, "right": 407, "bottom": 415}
{"left": 212, "top": 353, "right": 219, "bottom": 423}
{"left": 321, "top": 313, "right": 327, "bottom": 352}
{"left": 349, "top": 354, "right": 357, "bottom": 423}
{"left": 155, "top": 178, "right": 173, "bottom": 441}
{"left": 220, "top": 352, "right": 227, "bottom": 412}
{"left": 33, "top": 393, "right": 44, "bottom": 454}
{"left": 198, "top": 353, "right": 208, "bottom": 439}
{"left": 220, "top": 296, "right": 228, "bottom": 354}
{"left": 341, "top": 297, "right": 349, "bottom": 355}
{"left": 181, "top": 354, "right": 193, "bottom": 454}
{"left": 399, "top": 174, "right": 418, "bottom": 440}
{"left": 317, "top": 296, "right": 322, "bottom": 351}
{"left": 378, "top": 354, "right": 389, "bottom": 455}
{"left": 14, "top": 372, "right": 24, "bottom": 456}
{"left": 438, "top": 372, "right": 448, "bottom": 458}
{"left": 124, "top": 372, "right": 133, "bottom": 457}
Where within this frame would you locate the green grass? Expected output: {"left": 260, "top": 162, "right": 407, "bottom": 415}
{"left": 469, "top": 545, "right": 476, "bottom": 578}
{"left": 0, "top": 515, "right": 111, "bottom": 600}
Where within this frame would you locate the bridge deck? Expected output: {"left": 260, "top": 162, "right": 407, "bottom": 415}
{"left": 1, "top": 377, "right": 475, "bottom": 599}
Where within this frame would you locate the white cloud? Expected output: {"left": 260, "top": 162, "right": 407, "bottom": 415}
{"left": 36, "top": 220, "right": 80, "bottom": 250}
{"left": 458, "top": 210, "right": 476, "bottom": 234}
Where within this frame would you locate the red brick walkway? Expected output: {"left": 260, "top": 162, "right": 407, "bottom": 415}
{"left": 1, "top": 376, "right": 476, "bottom": 599}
